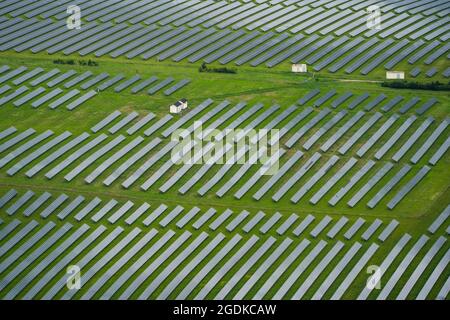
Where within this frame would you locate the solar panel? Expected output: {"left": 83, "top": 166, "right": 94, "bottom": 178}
{"left": 314, "top": 90, "right": 337, "bottom": 107}
{"left": 80, "top": 228, "right": 157, "bottom": 300}
{"left": 12, "top": 67, "right": 43, "bottom": 85}
{"left": 43, "top": 226, "right": 123, "bottom": 299}
{"left": 408, "top": 40, "right": 441, "bottom": 64}
{"left": 23, "top": 225, "right": 106, "bottom": 300}
{"left": 331, "top": 37, "right": 383, "bottom": 73}
{"left": 4, "top": 223, "right": 89, "bottom": 299}
{"left": 64, "top": 135, "right": 125, "bottom": 181}
{"left": 49, "top": 89, "right": 79, "bottom": 109}
{"left": 0, "top": 66, "right": 27, "bottom": 84}
{"left": 428, "top": 205, "right": 449, "bottom": 234}
{"left": 0, "top": 86, "right": 29, "bottom": 106}
{"left": 74, "top": 197, "right": 102, "bottom": 221}
{"left": 0, "top": 130, "right": 53, "bottom": 169}
{"left": 107, "top": 200, "right": 134, "bottom": 224}
{"left": 331, "top": 92, "right": 353, "bottom": 108}
{"left": 303, "top": 110, "right": 347, "bottom": 150}
{"left": 429, "top": 136, "right": 450, "bottom": 165}
{"left": 384, "top": 40, "right": 425, "bottom": 69}
{"left": 62, "top": 226, "right": 141, "bottom": 300}
{"left": 315, "top": 37, "right": 365, "bottom": 72}
{"left": 7, "top": 131, "right": 71, "bottom": 176}
{"left": 311, "top": 157, "right": 357, "bottom": 204}
{"left": 123, "top": 141, "right": 176, "bottom": 189}
{"left": 416, "top": 97, "right": 439, "bottom": 115}
{"left": 26, "top": 132, "right": 90, "bottom": 178}
{"left": 13, "top": 86, "right": 46, "bottom": 107}
{"left": 0, "top": 126, "right": 17, "bottom": 142}
{"left": 411, "top": 119, "right": 449, "bottom": 164}
{"left": 273, "top": 240, "right": 327, "bottom": 299}
{"left": 393, "top": 117, "right": 434, "bottom": 162}
{"left": 0, "top": 84, "right": 10, "bottom": 95}
{"left": 285, "top": 108, "right": 331, "bottom": 148}
{"left": 276, "top": 213, "right": 298, "bottom": 235}
{"left": 356, "top": 114, "right": 399, "bottom": 157}
{"left": 361, "top": 219, "right": 383, "bottom": 241}
{"left": 291, "top": 155, "right": 340, "bottom": 203}
{"left": 31, "top": 88, "right": 63, "bottom": 108}
{"left": 0, "top": 219, "right": 21, "bottom": 240}
{"left": 23, "top": 192, "right": 51, "bottom": 217}
{"left": 46, "top": 70, "right": 76, "bottom": 87}
{"left": 416, "top": 248, "right": 450, "bottom": 300}
{"left": 80, "top": 73, "right": 109, "bottom": 90}
{"left": 399, "top": 97, "right": 421, "bottom": 114}
{"left": 159, "top": 205, "right": 184, "bottom": 227}
{"left": 0, "top": 188, "right": 17, "bottom": 209}
{"left": 125, "top": 202, "right": 151, "bottom": 225}
{"left": 259, "top": 212, "right": 282, "bottom": 234}
{"left": 0, "top": 219, "right": 38, "bottom": 257}
{"left": 330, "top": 243, "right": 379, "bottom": 300}
{"left": 311, "top": 241, "right": 361, "bottom": 300}
{"left": 253, "top": 151, "right": 303, "bottom": 200}
{"left": 91, "top": 199, "right": 118, "bottom": 223}
{"left": 57, "top": 195, "right": 85, "bottom": 220}
{"left": 144, "top": 114, "right": 172, "bottom": 136}
{"left": 0, "top": 222, "right": 68, "bottom": 291}
{"left": 397, "top": 236, "right": 447, "bottom": 300}
{"left": 163, "top": 79, "right": 190, "bottom": 95}
{"left": 320, "top": 111, "right": 365, "bottom": 152}
{"left": 378, "top": 219, "right": 400, "bottom": 242}
{"left": 310, "top": 216, "right": 333, "bottom": 238}
{"left": 380, "top": 96, "right": 404, "bottom": 112}
{"left": 185, "top": 207, "right": 215, "bottom": 230}
{"left": 114, "top": 75, "right": 140, "bottom": 93}
{"left": 375, "top": 115, "right": 417, "bottom": 160}
{"left": 219, "top": 32, "right": 275, "bottom": 64}
{"left": 97, "top": 74, "right": 125, "bottom": 91}
{"left": 195, "top": 235, "right": 259, "bottom": 300}
{"left": 364, "top": 94, "right": 387, "bottom": 111}
{"left": 119, "top": 231, "right": 191, "bottom": 300}
{"left": 339, "top": 112, "right": 382, "bottom": 155}
{"left": 273, "top": 152, "right": 321, "bottom": 201}
{"left": 109, "top": 112, "right": 139, "bottom": 134}
{"left": 40, "top": 194, "right": 69, "bottom": 218}
{"left": 235, "top": 33, "right": 289, "bottom": 66}
{"left": 143, "top": 204, "right": 168, "bottom": 226}
{"left": 377, "top": 235, "right": 429, "bottom": 300}
{"left": 368, "top": 164, "right": 412, "bottom": 209}
{"left": 91, "top": 111, "right": 122, "bottom": 133}
{"left": 242, "top": 211, "right": 265, "bottom": 233}
{"left": 292, "top": 214, "right": 315, "bottom": 236}
{"left": 337, "top": 215, "right": 363, "bottom": 239}
{"left": 176, "top": 234, "right": 241, "bottom": 299}
{"left": 297, "top": 89, "right": 320, "bottom": 105}
{"left": 64, "top": 71, "right": 93, "bottom": 88}
{"left": 409, "top": 67, "right": 421, "bottom": 78}
{"left": 199, "top": 102, "right": 247, "bottom": 139}
{"left": 103, "top": 137, "right": 160, "bottom": 186}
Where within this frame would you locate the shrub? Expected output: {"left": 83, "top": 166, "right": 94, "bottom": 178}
{"left": 381, "top": 80, "right": 450, "bottom": 91}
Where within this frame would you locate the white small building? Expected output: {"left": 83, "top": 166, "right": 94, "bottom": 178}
{"left": 386, "top": 71, "right": 405, "bottom": 79}
{"left": 169, "top": 99, "right": 188, "bottom": 114}
{"left": 292, "top": 64, "right": 307, "bottom": 73}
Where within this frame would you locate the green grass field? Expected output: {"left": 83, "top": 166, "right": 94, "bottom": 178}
{"left": 0, "top": 39, "right": 449, "bottom": 300}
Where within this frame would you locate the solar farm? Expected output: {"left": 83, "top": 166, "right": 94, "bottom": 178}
{"left": 0, "top": 0, "right": 449, "bottom": 303}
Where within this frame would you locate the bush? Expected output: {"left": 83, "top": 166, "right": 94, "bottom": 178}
{"left": 381, "top": 80, "right": 450, "bottom": 91}
{"left": 199, "top": 62, "right": 236, "bottom": 74}
{"left": 53, "top": 58, "right": 98, "bottom": 67}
